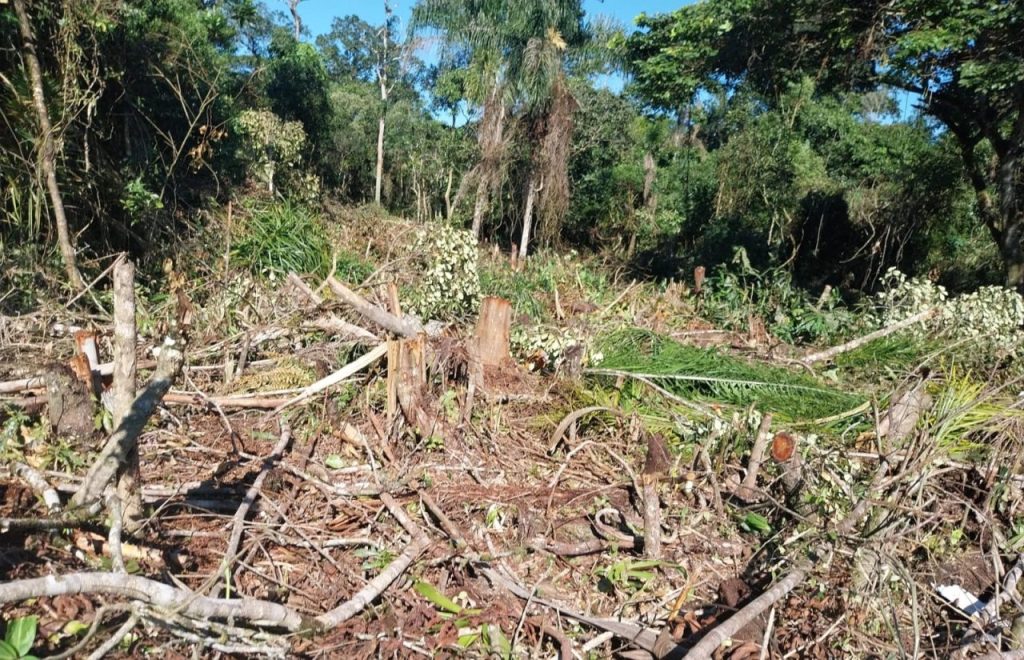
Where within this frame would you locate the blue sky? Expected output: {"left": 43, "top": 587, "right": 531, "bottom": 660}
{"left": 294, "top": 0, "right": 690, "bottom": 39}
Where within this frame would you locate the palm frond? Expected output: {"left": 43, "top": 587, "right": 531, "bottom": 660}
{"left": 590, "top": 329, "right": 865, "bottom": 420}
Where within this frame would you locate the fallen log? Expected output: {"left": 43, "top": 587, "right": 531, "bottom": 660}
{"left": 326, "top": 277, "right": 429, "bottom": 338}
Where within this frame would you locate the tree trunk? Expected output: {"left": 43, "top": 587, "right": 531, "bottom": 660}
{"left": 374, "top": 0, "right": 391, "bottom": 206}
{"left": 375, "top": 115, "right": 386, "bottom": 205}
{"left": 13, "top": 0, "right": 84, "bottom": 291}
{"left": 519, "top": 171, "right": 542, "bottom": 260}
{"left": 444, "top": 168, "right": 453, "bottom": 219}
{"left": 472, "top": 172, "right": 489, "bottom": 238}
{"left": 1003, "top": 218, "right": 1024, "bottom": 292}
{"left": 288, "top": 0, "right": 303, "bottom": 39}
{"left": 112, "top": 259, "right": 143, "bottom": 531}
{"left": 475, "top": 297, "right": 511, "bottom": 367}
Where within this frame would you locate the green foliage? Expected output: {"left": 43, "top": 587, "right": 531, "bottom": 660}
{"left": 234, "top": 110, "right": 308, "bottom": 194}
{"left": 623, "top": 0, "right": 1024, "bottom": 286}
{"left": 232, "top": 201, "right": 328, "bottom": 279}
{"left": 354, "top": 546, "right": 396, "bottom": 574}
{"left": 0, "top": 615, "right": 38, "bottom": 660}
{"left": 701, "top": 249, "right": 861, "bottom": 345}
{"left": 594, "top": 329, "right": 864, "bottom": 420}
{"left": 597, "top": 559, "right": 663, "bottom": 595}
{"left": 410, "top": 223, "right": 481, "bottom": 320}
{"left": 0, "top": 408, "right": 30, "bottom": 462}
{"left": 926, "top": 368, "right": 1024, "bottom": 460}
{"left": 121, "top": 176, "right": 164, "bottom": 222}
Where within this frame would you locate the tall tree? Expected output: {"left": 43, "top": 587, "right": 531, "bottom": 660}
{"left": 317, "top": 8, "right": 416, "bottom": 205}
{"left": 12, "top": 0, "right": 84, "bottom": 290}
{"left": 413, "top": 0, "right": 598, "bottom": 254}
{"left": 624, "top": 0, "right": 1024, "bottom": 290}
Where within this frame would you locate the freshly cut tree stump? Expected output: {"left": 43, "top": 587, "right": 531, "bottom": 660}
{"left": 392, "top": 336, "right": 436, "bottom": 435}
{"left": 45, "top": 362, "right": 94, "bottom": 439}
{"left": 475, "top": 296, "right": 511, "bottom": 367}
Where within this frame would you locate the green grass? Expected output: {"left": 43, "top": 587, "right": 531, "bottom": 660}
{"left": 232, "top": 200, "right": 329, "bottom": 278}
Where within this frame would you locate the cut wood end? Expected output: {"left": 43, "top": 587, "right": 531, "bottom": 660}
{"left": 771, "top": 432, "right": 797, "bottom": 462}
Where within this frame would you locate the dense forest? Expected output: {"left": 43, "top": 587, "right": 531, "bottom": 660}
{"left": 2, "top": 1, "right": 1024, "bottom": 658}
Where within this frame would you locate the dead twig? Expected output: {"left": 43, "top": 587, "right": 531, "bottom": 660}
{"left": 313, "top": 493, "right": 431, "bottom": 629}
{"left": 737, "top": 413, "right": 774, "bottom": 502}
{"left": 12, "top": 461, "right": 60, "bottom": 512}
{"left": 680, "top": 461, "right": 890, "bottom": 659}
{"left": 477, "top": 564, "right": 669, "bottom": 656}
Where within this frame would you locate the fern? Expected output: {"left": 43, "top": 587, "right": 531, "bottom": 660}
{"left": 591, "top": 329, "right": 864, "bottom": 420}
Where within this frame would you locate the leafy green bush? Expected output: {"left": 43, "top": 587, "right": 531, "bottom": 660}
{"left": 232, "top": 201, "right": 329, "bottom": 279}
{"left": 702, "top": 248, "right": 859, "bottom": 345}
{"left": 234, "top": 109, "right": 307, "bottom": 195}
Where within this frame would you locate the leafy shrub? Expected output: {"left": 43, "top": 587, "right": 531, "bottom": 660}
{"left": 234, "top": 109, "right": 307, "bottom": 195}
{"left": 410, "top": 223, "right": 480, "bottom": 320}
{"left": 232, "top": 201, "right": 328, "bottom": 279}
{"left": 876, "top": 267, "right": 1024, "bottom": 358}
{"left": 120, "top": 176, "right": 163, "bottom": 221}
{"left": 702, "top": 248, "right": 859, "bottom": 345}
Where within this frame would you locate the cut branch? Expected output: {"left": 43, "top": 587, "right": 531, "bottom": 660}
{"left": 0, "top": 573, "right": 309, "bottom": 631}
{"left": 327, "top": 277, "right": 429, "bottom": 338}
{"left": 72, "top": 337, "right": 185, "bottom": 510}
{"left": 802, "top": 308, "right": 937, "bottom": 365}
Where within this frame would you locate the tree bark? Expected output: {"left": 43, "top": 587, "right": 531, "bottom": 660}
{"left": 471, "top": 172, "right": 490, "bottom": 237}
{"left": 519, "top": 171, "right": 542, "bottom": 259}
{"left": 475, "top": 297, "right": 511, "bottom": 367}
{"left": 288, "top": 0, "right": 303, "bottom": 39}
{"left": 112, "top": 259, "right": 142, "bottom": 531}
{"left": 375, "top": 115, "right": 386, "bottom": 204}
{"left": 72, "top": 337, "right": 185, "bottom": 510}
{"left": 13, "top": 0, "right": 84, "bottom": 291}
{"left": 374, "top": 1, "right": 392, "bottom": 206}
{"left": 1000, "top": 216, "right": 1024, "bottom": 292}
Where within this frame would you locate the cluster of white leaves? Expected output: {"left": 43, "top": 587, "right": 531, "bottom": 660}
{"left": 876, "top": 267, "right": 1024, "bottom": 355}
{"left": 510, "top": 326, "right": 598, "bottom": 371}
{"left": 411, "top": 223, "right": 481, "bottom": 320}
{"left": 234, "top": 110, "right": 307, "bottom": 190}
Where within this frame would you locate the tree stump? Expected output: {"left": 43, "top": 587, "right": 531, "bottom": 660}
{"left": 475, "top": 296, "right": 511, "bottom": 367}
{"left": 45, "top": 362, "right": 94, "bottom": 439}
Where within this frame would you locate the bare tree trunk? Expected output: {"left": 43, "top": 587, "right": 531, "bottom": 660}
{"left": 14, "top": 0, "right": 84, "bottom": 291}
{"left": 288, "top": 0, "right": 303, "bottom": 39}
{"left": 112, "top": 259, "right": 142, "bottom": 531}
{"left": 643, "top": 151, "right": 657, "bottom": 215}
{"left": 519, "top": 171, "right": 543, "bottom": 259}
{"left": 444, "top": 168, "right": 453, "bottom": 219}
{"left": 374, "top": 1, "right": 392, "bottom": 206}
{"left": 375, "top": 115, "right": 386, "bottom": 204}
